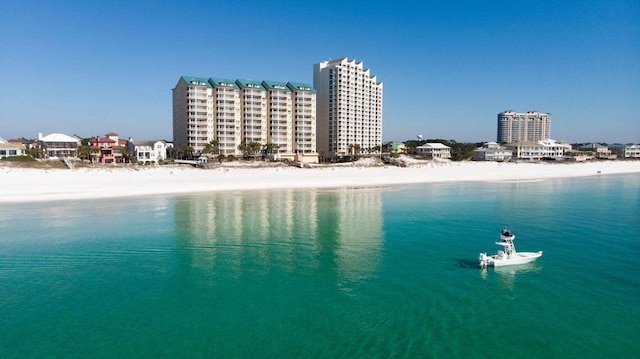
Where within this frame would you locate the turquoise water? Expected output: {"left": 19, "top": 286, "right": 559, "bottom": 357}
{"left": 1, "top": 174, "right": 639, "bottom": 358}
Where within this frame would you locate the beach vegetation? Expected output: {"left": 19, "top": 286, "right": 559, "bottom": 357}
{"left": 173, "top": 145, "right": 194, "bottom": 160}
{"left": 348, "top": 144, "right": 362, "bottom": 160}
{"left": 239, "top": 140, "right": 263, "bottom": 159}
{"left": 403, "top": 139, "right": 481, "bottom": 161}
{"left": 1, "top": 155, "right": 36, "bottom": 162}
{"left": 25, "top": 146, "right": 40, "bottom": 158}
{"left": 203, "top": 140, "right": 220, "bottom": 155}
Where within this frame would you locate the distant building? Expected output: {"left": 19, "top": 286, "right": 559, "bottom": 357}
{"left": 385, "top": 141, "right": 406, "bottom": 154}
{"left": 497, "top": 110, "right": 551, "bottom": 143}
{"left": 128, "top": 139, "right": 173, "bottom": 163}
{"left": 37, "top": 133, "right": 80, "bottom": 159}
{"left": 472, "top": 142, "right": 513, "bottom": 161}
{"left": 416, "top": 143, "right": 451, "bottom": 159}
{"left": 609, "top": 144, "right": 640, "bottom": 158}
{"left": 0, "top": 137, "right": 25, "bottom": 158}
{"left": 314, "top": 57, "right": 383, "bottom": 157}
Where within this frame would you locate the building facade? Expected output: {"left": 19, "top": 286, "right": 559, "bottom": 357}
{"left": 505, "top": 139, "right": 565, "bottom": 161}
{"left": 127, "top": 139, "right": 173, "bottom": 163}
{"left": 173, "top": 76, "right": 317, "bottom": 162}
{"left": 608, "top": 144, "right": 640, "bottom": 158}
{"left": 314, "top": 57, "right": 383, "bottom": 157}
{"left": 288, "top": 82, "right": 317, "bottom": 156}
{"left": 37, "top": 133, "right": 80, "bottom": 159}
{"left": 416, "top": 143, "right": 451, "bottom": 159}
{"left": 472, "top": 142, "right": 513, "bottom": 161}
{"left": 210, "top": 78, "right": 242, "bottom": 155}
{"left": 0, "top": 137, "right": 26, "bottom": 158}
{"left": 497, "top": 111, "right": 551, "bottom": 143}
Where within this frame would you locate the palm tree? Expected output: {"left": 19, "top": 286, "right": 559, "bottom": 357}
{"left": 238, "top": 140, "right": 249, "bottom": 158}
{"left": 248, "top": 142, "right": 262, "bottom": 159}
{"left": 210, "top": 139, "right": 220, "bottom": 155}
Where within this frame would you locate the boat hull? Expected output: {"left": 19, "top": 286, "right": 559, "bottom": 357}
{"left": 490, "top": 251, "right": 543, "bottom": 267}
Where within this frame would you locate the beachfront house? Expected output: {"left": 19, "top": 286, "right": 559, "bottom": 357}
{"left": 578, "top": 143, "right": 617, "bottom": 160}
{"left": 416, "top": 143, "right": 451, "bottom": 159}
{"left": 87, "top": 133, "right": 128, "bottom": 164}
{"left": 505, "top": 139, "right": 566, "bottom": 161}
{"left": 384, "top": 141, "right": 406, "bottom": 154}
{"left": 0, "top": 137, "right": 26, "bottom": 158}
{"left": 128, "top": 139, "right": 173, "bottom": 163}
{"left": 37, "top": 133, "right": 81, "bottom": 159}
{"left": 609, "top": 144, "right": 640, "bottom": 158}
{"left": 472, "top": 142, "right": 513, "bottom": 161}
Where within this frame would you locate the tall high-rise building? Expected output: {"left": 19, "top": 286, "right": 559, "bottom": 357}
{"left": 313, "top": 57, "right": 383, "bottom": 157}
{"left": 173, "top": 76, "right": 317, "bottom": 162}
{"left": 497, "top": 110, "right": 551, "bottom": 143}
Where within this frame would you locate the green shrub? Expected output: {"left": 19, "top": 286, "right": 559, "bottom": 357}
{"left": 1, "top": 155, "right": 36, "bottom": 162}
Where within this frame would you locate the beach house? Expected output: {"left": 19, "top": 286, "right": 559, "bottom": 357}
{"left": 416, "top": 143, "right": 451, "bottom": 159}
{"left": 608, "top": 144, "right": 640, "bottom": 159}
{"left": 0, "top": 137, "right": 26, "bottom": 158}
{"left": 37, "top": 133, "right": 81, "bottom": 159}
{"left": 128, "top": 139, "right": 173, "bottom": 163}
{"left": 89, "top": 133, "right": 126, "bottom": 164}
{"left": 472, "top": 142, "right": 513, "bottom": 161}
{"left": 578, "top": 143, "right": 617, "bottom": 160}
{"left": 505, "top": 139, "right": 565, "bottom": 161}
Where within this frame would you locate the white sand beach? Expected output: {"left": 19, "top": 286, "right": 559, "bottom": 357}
{"left": 1, "top": 159, "right": 638, "bottom": 203}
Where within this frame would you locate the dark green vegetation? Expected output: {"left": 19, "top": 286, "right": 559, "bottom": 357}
{"left": 402, "top": 139, "right": 483, "bottom": 161}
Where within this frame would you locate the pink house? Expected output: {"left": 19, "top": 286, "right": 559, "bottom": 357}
{"left": 88, "top": 133, "right": 126, "bottom": 164}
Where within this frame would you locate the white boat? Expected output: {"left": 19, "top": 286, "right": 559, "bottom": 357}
{"left": 479, "top": 228, "right": 542, "bottom": 267}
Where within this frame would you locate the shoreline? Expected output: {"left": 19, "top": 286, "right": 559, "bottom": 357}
{"left": 1, "top": 160, "right": 638, "bottom": 203}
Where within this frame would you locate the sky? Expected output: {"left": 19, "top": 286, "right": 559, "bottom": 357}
{"left": 1, "top": 0, "right": 638, "bottom": 144}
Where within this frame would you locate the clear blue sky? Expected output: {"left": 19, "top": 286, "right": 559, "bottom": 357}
{"left": 1, "top": 1, "right": 638, "bottom": 143}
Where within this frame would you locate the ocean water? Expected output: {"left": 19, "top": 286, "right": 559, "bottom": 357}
{"left": 1, "top": 174, "right": 639, "bottom": 358}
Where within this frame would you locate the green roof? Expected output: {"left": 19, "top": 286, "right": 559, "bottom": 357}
{"left": 180, "top": 76, "right": 212, "bottom": 88}
{"left": 262, "top": 80, "right": 291, "bottom": 92}
{"left": 579, "top": 143, "right": 607, "bottom": 150}
{"left": 286, "top": 82, "right": 316, "bottom": 93}
{"left": 209, "top": 78, "right": 240, "bottom": 89}
{"left": 235, "top": 79, "right": 265, "bottom": 91}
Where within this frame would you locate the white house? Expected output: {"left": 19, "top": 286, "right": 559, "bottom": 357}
{"left": 37, "top": 133, "right": 81, "bottom": 159}
{"left": 416, "top": 143, "right": 451, "bottom": 159}
{"left": 128, "top": 139, "right": 173, "bottom": 163}
{"left": 472, "top": 142, "right": 513, "bottom": 161}
{"left": 609, "top": 144, "right": 640, "bottom": 158}
{"left": 505, "top": 139, "right": 565, "bottom": 161}
{"left": 0, "top": 137, "right": 26, "bottom": 158}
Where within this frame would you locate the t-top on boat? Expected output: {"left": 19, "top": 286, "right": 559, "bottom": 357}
{"left": 479, "top": 228, "right": 543, "bottom": 268}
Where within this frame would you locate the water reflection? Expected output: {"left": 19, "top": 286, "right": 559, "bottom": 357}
{"left": 173, "top": 188, "right": 383, "bottom": 291}
{"left": 481, "top": 263, "right": 542, "bottom": 291}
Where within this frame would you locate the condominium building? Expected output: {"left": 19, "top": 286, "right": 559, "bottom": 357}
{"left": 172, "top": 76, "right": 213, "bottom": 153}
{"left": 497, "top": 111, "right": 551, "bottom": 143}
{"left": 314, "top": 57, "right": 383, "bottom": 157}
{"left": 173, "top": 76, "right": 317, "bottom": 162}
{"left": 288, "top": 82, "right": 317, "bottom": 155}
{"left": 262, "top": 81, "right": 293, "bottom": 155}
{"left": 237, "top": 79, "right": 268, "bottom": 145}
{"left": 210, "top": 78, "right": 242, "bottom": 155}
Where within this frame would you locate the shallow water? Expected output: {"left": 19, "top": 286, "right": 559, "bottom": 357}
{"left": 1, "top": 174, "right": 639, "bottom": 358}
